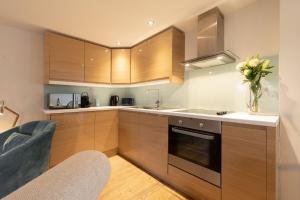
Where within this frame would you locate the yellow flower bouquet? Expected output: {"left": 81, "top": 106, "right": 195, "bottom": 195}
{"left": 236, "top": 55, "right": 274, "bottom": 112}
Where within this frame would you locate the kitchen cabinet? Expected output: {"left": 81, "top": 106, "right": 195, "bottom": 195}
{"left": 222, "top": 122, "right": 277, "bottom": 200}
{"left": 45, "top": 28, "right": 185, "bottom": 86}
{"left": 49, "top": 111, "right": 119, "bottom": 167}
{"left": 49, "top": 112, "right": 95, "bottom": 167}
{"left": 167, "top": 165, "right": 221, "bottom": 200}
{"left": 111, "top": 49, "right": 131, "bottom": 84}
{"left": 45, "top": 32, "right": 85, "bottom": 82}
{"left": 94, "top": 111, "right": 118, "bottom": 155}
{"left": 84, "top": 42, "right": 111, "bottom": 83}
{"left": 118, "top": 111, "right": 168, "bottom": 179}
{"left": 131, "top": 27, "right": 185, "bottom": 84}
{"left": 118, "top": 111, "right": 140, "bottom": 162}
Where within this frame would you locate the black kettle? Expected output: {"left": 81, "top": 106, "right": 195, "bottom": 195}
{"left": 110, "top": 95, "right": 119, "bottom": 106}
{"left": 81, "top": 92, "right": 91, "bottom": 108}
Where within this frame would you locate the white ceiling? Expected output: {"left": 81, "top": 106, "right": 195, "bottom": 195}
{"left": 0, "top": 0, "right": 256, "bottom": 47}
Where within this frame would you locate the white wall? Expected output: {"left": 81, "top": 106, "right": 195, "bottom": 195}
{"left": 0, "top": 24, "right": 45, "bottom": 131}
{"left": 129, "top": 0, "right": 279, "bottom": 113}
{"left": 279, "top": 0, "right": 300, "bottom": 199}
{"left": 224, "top": 0, "right": 279, "bottom": 58}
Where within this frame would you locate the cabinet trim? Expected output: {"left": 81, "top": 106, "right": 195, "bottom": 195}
{"left": 48, "top": 78, "right": 170, "bottom": 88}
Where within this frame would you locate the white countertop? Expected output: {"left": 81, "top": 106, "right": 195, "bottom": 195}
{"left": 43, "top": 106, "right": 279, "bottom": 127}
{"left": 43, "top": 106, "right": 125, "bottom": 114}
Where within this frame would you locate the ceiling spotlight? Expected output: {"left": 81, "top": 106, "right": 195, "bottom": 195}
{"left": 217, "top": 56, "right": 223, "bottom": 60}
{"left": 147, "top": 20, "right": 155, "bottom": 26}
{"left": 184, "top": 63, "right": 190, "bottom": 67}
{"left": 117, "top": 41, "right": 121, "bottom": 46}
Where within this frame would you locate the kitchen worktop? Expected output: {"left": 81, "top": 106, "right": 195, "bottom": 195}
{"left": 43, "top": 106, "right": 279, "bottom": 127}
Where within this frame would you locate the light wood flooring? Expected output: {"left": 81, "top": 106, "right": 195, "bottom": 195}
{"left": 98, "top": 155, "right": 188, "bottom": 200}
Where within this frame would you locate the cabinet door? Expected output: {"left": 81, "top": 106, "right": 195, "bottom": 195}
{"left": 111, "top": 49, "right": 131, "bottom": 84}
{"left": 131, "top": 30, "right": 172, "bottom": 83}
{"left": 119, "top": 111, "right": 168, "bottom": 179}
{"left": 84, "top": 42, "right": 111, "bottom": 83}
{"left": 118, "top": 111, "right": 141, "bottom": 162}
{"left": 138, "top": 113, "right": 168, "bottom": 179}
{"left": 131, "top": 41, "right": 149, "bottom": 83}
{"left": 146, "top": 30, "right": 172, "bottom": 81}
{"left": 49, "top": 112, "right": 95, "bottom": 167}
{"left": 222, "top": 123, "right": 267, "bottom": 200}
{"left": 47, "top": 32, "right": 84, "bottom": 82}
{"left": 94, "top": 111, "right": 118, "bottom": 155}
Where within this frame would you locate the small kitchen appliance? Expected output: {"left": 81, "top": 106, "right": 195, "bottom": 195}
{"left": 121, "top": 98, "right": 135, "bottom": 106}
{"left": 48, "top": 93, "right": 81, "bottom": 109}
{"left": 80, "top": 92, "right": 91, "bottom": 108}
{"left": 109, "top": 95, "right": 119, "bottom": 106}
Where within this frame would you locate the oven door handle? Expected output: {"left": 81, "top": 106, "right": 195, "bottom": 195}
{"left": 171, "top": 127, "right": 215, "bottom": 140}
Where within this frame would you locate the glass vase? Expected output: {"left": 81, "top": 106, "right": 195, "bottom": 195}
{"left": 248, "top": 83, "right": 261, "bottom": 113}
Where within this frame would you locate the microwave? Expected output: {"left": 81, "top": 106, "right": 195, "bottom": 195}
{"left": 48, "top": 93, "right": 81, "bottom": 109}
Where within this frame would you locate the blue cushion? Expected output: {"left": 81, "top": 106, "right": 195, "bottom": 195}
{"left": 2, "top": 132, "right": 30, "bottom": 153}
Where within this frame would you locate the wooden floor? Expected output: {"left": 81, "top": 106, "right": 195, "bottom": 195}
{"left": 98, "top": 155, "right": 188, "bottom": 200}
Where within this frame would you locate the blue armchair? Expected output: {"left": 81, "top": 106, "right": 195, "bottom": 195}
{"left": 0, "top": 120, "right": 56, "bottom": 198}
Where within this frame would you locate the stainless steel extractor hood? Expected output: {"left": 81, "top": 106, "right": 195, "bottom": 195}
{"left": 183, "top": 7, "right": 237, "bottom": 70}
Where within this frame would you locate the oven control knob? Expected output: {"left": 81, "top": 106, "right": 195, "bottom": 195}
{"left": 199, "top": 123, "right": 204, "bottom": 128}
{"left": 178, "top": 120, "right": 183, "bottom": 125}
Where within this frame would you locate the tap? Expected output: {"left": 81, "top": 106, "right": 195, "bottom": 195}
{"left": 146, "top": 89, "right": 160, "bottom": 108}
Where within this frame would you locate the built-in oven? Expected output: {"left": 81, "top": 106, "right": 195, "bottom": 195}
{"left": 168, "top": 116, "right": 221, "bottom": 187}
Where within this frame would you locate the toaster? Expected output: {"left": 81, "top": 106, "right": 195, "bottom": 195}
{"left": 121, "top": 98, "right": 135, "bottom": 106}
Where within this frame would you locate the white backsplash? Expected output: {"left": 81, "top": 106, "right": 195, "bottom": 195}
{"left": 127, "top": 55, "right": 279, "bottom": 113}
{"left": 45, "top": 56, "right": 278, "bottom": 113}
{"left": 44, "top": 85, "right": 128, "bottom": 107}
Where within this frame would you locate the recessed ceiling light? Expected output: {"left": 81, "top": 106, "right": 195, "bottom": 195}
{"left": 184, "top": 63, "right": 190, "bottom": 67}
{"left": 147, "top": 20, "right": 155, "bottom": 26}
{"left": 117, "top": 41, "right": 121, "bottom": 46}
{"left": 217, "top": 56, "right": 223, "bottom": 60}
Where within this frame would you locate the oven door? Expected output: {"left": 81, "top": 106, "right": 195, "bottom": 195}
{"left": 168, "top": 126, "right": 221, "bottom": 186}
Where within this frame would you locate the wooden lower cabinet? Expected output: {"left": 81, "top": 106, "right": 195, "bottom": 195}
{"left": 118, "top": 111, "right": 168, "bottom": 179}
{"left": 49, "top": 111, "right": 118, "bottom": 167}
{"left": 118, "top": 111, "right": 140, "bottom": 162}
{"left": 94, "top": 111, "right": 118, "bottom": 155}
{"left": 49, "top": 110, "right": 277, "bottom": 200}
{"left": 222, "top": 122, "right": 272, "bottom": 200}
{"left": 167, "top": 165, "right": 221, "bottom": 200}
{"left": 49, "top": 112, "right": 95, "bottom": 167}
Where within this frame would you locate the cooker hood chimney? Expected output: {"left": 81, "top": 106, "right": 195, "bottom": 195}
{"left": 183, "top": 7, "right": 237, "bottom": 70}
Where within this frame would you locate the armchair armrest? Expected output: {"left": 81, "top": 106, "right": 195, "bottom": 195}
{"left": 2, "top": 151, "right": 111, "bottom": 200}
{"left": 0, "top": 127, "right": 19, "bottom": 147}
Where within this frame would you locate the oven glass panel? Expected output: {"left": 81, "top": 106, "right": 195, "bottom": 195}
{"left": 169, "top": 126, "right": 221, "bottom": 172}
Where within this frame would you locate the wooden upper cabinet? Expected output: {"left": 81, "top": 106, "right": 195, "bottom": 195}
{"left": 131, "top": 41, "right": 149, "bottom": 83}
{"left": 111, "top": 49, "right": 131, "bottom": 84}
{"left": 44, "top": 27, "right": 185, "bottom": 85}
{"left": 131, "top": 27, "right": 185, "bottom": 84}
{"left": 222, "top": 123, "right": 267, "bottom": 200}
{"left": 84, "top": 42, "right": 111, "bottom": 83}
{"left": 45, "top": 32, "right": 85, "bottom": 82}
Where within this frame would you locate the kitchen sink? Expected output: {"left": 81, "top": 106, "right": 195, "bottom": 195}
{"left": 132, "top": 106, "right": 176, "bottom": 110}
